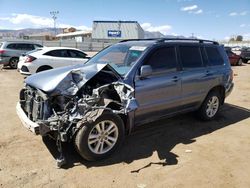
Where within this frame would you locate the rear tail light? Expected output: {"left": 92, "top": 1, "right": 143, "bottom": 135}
{"left": 0, "top": 50, "right": 5, "bottom": 54}
{"left": 25, "top": 55, "right": 36, "bottom": 63}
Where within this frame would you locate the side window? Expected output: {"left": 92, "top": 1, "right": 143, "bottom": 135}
{"left": 6, "top": 43, "right": 17, "bottom": 49}
{"left": 68, "top": 50, "right": 86, "bottom": 58}
{"left": 200, "top": 47, "right": 208, "bottom": 65}
{"left": 179, "top": 46, "right": 203, "bottom": 69}
{"left": 44, "top": 50, "right": 69, "bottom": 57}
{"left": 22, "top": 44, "right": 35, "bottom": 50}
{"left": 205, "top": 47, "right": 224, "bottom": 66}
{"left": 145, "top": 47, "right": 177, "bottom": 72}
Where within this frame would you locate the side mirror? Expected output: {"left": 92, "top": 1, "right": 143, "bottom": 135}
{"left": 140, "top": 65, "right": 152, "bottom": 78}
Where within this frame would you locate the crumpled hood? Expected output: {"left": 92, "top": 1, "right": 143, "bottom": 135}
{"left": 25, "top": 63, "right": 118, "bottom": 96}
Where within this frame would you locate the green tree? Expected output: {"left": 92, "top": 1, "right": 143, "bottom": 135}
{"left": 236, "top": 35, "right": 243, "bottom": 41}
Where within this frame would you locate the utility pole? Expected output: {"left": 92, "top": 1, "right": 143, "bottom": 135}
{"left": 50, "top": 11, "right": 59, "bottom": 35}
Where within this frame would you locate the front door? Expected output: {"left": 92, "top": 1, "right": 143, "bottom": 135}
{"left": 134, "top": 46, "right": 182, "bottom": 125}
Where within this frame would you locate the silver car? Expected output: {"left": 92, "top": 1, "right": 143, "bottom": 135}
{"left": 0, "top": 41, "right": 43, "bottom": 68}
{"left": 16, "top": 38, "right": 234, "bottom": 167}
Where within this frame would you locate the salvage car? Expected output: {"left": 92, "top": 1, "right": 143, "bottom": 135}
{"left": 16, "top": 38, "right": 234, "bottom": 167}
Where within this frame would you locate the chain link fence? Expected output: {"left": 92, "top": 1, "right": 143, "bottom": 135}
{"left": 0, "top": 39, "right": 115, "bottom": 51}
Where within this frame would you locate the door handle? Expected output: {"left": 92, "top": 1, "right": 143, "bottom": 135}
{"left": 172, "top": 76, "right": 180, "bottom": 82}
{"left": 206, "top": 71, "right": 213, "bottom": 76}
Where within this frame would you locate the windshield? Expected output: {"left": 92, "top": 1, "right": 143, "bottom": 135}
{"left": 24, "top": 48, "right": 42, "bottom": 55}
{"left": 87, "top": 43, "right": 148, "bottom": 76}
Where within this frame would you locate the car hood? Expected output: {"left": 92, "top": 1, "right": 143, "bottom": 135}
{"left": 25, "top": 63, "right": 120, "bottom": 96}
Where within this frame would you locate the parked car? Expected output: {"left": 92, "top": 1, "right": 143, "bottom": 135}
{"left": 240, "top": 47, "right": 250, "bottom": 63}
{"left": 0, "top": 41, "right": 43, "bottom": 68}
{"left": 225, "top": 47, "right": 243, "bottom": 66}
{"left": 16, "top": 38, "right": 234, "bottom": 167}
{"left": 17, "top": 47, "right": 89, "bottom": 75}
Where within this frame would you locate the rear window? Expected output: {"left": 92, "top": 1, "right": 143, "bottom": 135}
{"left": 68, "top": 50, "right": 86, "bottom": 58}
{"left": 179, "top": 46, "right": 203, "bottom": 69}
{"left": 44, "top": 50, "right": 69, "bottom": 57}
{"left": 0, "top": 43, "right": 2, "bottom": 48}
{"left": 6, "top": 43, "right": 34, "bottom": 50}
{"left": 205, "top": 47, "right": 224, "bottom": 66}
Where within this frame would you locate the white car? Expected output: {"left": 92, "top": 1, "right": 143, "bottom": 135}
{"left": 17, "top": 47, "right": 89, "bottom": 75}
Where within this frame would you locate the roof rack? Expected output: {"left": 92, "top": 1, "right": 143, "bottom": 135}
{"left": 157, "top": 38, "right": 219, "bottom": 45}
{"left": 120, "top": 38, "right": 160, "bottom": 43}
{"left": 120, "top": 38, "right": 219, "bottom": 45}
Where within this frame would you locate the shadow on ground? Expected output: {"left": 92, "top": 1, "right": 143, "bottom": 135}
{"left": 42, "top": 103, "right": 250, "bottom": 171}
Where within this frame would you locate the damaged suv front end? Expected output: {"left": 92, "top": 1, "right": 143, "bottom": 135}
{"left": 16, "top": 42, "right": 147, "bottom": 166}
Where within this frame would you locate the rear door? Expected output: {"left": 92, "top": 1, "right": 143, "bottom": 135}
{"left": 44, "top": 49, "right": 73, "bottom": 68}
{"left": 203, "top": 45, "right": 226, "bottom": 90}
{"left": 134, "top": 45, "right": 182, "bottom": 124}
{"left": 178, "top": 45, "right": 208, "bottom": 108}
{"left": 17, "top": 43, "right": 35, "bottom": 55}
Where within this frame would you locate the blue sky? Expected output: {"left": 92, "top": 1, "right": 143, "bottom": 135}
{"left": 0, "top": 0, "right": 250, "bottom": 40}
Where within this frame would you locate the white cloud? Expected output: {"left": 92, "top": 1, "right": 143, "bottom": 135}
{"left": 243, "top": 33, "right": 250, "bottom": 40}
{"left": 181, "top": 5, "right": 198, "bottom": 11}
{"left": 229, "top": 12, "right": 237, "bottom": 16}
{"left": 240, "top": 24, "right": 246, "bottom": 27}
{"left": 229, "top": 11, "right": 248, "bottom": 16}
{"left": 141, "top": 23, "right": 172, "bottom": 35}
{"left": 0, "top": 13, "right": 92, "bottom": 32}
{"left": 0, "top": 13, "right": 53, "bottom": 27}
{"left": 240, "top": 11, "right": 248, "bottom": 16}
{"left": 194, "top": 9, "right": 203, "bottom": 14}
{"left": 180, "top": 5, "right": 203, "bottom": 14}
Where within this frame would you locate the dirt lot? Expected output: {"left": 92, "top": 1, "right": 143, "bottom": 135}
{"left": 0, "top": 63, "right": 250, "bottom": 188}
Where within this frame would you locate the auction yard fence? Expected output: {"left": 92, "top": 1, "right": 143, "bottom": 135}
{"left": 1, "top": 39, "right": 250, "bottom": 51}
{"left": 0, "top": 39, "right": 115, "bottom": 51}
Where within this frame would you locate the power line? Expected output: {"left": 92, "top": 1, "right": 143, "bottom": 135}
{"left": 50, "top": 11, "right": 59, "bottom": 35}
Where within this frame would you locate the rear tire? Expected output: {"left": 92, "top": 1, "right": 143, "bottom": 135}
{"left": 198, "top": 91, "right": 221, "bottom": 121}
{"left": 237, "top": 58, "right": 243, "bottom": 66}
{"left": 9, "top": 57, "right": 19, "bottom": 69}
{"left": 74, "top": 111, "right": 125, "bottom": 161}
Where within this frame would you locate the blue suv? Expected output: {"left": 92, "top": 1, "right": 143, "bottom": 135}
{"left": 16, "top": 38, "right": 234, "bottom": 166}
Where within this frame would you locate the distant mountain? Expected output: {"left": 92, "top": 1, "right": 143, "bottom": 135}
{"left": 144, "top": 31, "right": 165, "bottom": 38}
{"left": 0, "top": 28, "right": 186, "bottom": 40}
{"left": 144, "top": 31, "right": 186, "bottom": 39}
{"left": 0, "top": 28, "right": 63, "bottom": 38}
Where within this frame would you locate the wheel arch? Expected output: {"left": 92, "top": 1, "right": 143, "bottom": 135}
{"left": 106, "top": 102, "right": 131, "bottom": 135}
{"left": 206, "top": 85, "right": 225, "bottom": 105}
{"left": 36, "top": 65, "right": 53, "bottom": 73}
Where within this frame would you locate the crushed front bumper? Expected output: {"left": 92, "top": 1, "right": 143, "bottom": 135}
{"left": 16, "top": 102, "right": 40, "bottom": 135}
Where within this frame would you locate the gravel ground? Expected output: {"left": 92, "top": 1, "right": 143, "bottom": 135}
{"left": 0, "top": 62, "right": 249, "bottom": 188}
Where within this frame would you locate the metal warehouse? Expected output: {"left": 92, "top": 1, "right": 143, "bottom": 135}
{"left": 92, "top": 21, "right": 144, "bottom": 42}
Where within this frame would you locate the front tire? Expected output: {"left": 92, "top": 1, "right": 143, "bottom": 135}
{"left": 74, "top": 111, "right": 125, "bottom": 161}
{"left": 198, "top": 91, "right": 221, "bottom": 120}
